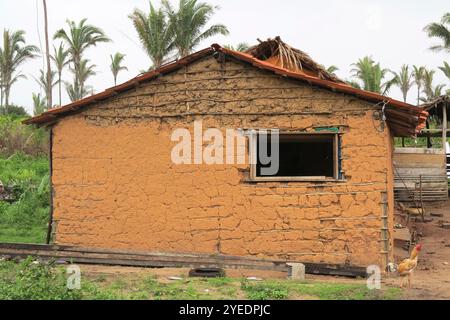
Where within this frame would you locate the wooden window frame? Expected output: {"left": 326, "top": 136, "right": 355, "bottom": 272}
{"left": 249, "top": 132, "right": 341, "bottom": 182}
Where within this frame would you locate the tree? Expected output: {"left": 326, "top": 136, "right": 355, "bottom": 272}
{"left": 34, "top": 69, "right": 58, "bottom": 99}
{"left": 51, "top": 43, "right": 70, "bottom": 106}
{"left": 421, "top": 68, "right": 446, "bottom": 102}
{"left": 326, "top": 65, "right": 339, "bottom": 74}
{"left": 43, "top": 0, "right": 52, "bottom": 109}
{"left": 350, "top": 56, "right": 395, "bottom": 94}
{"left": 129, "top": 2, "right": 174, "bottom": 69}
{"left": 110, "top": 52, "right": 128, "bottom": 85}
{"left": 54, "top": 19, "right": 110, "bottom": 99}
{"left": 412, "top": 65, "right": 426, "bottom": 106}
{"left": 346, "top": 79, "right": 362, "bottom": 89}
{"left": 65, "top": 81, "right": 89, "bottom": 102}
{"left": 439, "top": 61, "right": 450, "bottom": 82}
{"left": 224, "top": 43, "right": 249, "bottom": 52}
{"left": 0, "top": 30, "right": 39, "bottom": 114}
{"left": 424, "top": 13, "right": 450, "bottom": 53}
{"left": 75, "top": 59, "right": 96, "bottom": 94}
{"left": 32, "top": 92, "right": 47, "bottom": 115}
{"left": 392, "top": 64, "right": 414, "bottom": 102}
{"left": 163, "top": 0, "right": 229, "bottom": 57}
{"left": 65, "top": 59, "right": 95, "bottom": 101}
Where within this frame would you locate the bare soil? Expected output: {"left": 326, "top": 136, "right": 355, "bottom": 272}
{"left": 76, "top": 201, "right": 450, "bottom": 300}
{"left": 385, "top": 200, "right": 450, "bottom": 299}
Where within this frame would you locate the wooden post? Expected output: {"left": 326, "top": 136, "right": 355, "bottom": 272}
{"left": 46, "top": 128, "right": 54, "bottom": 244}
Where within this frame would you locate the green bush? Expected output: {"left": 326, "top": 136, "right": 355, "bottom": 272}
{"left": 0, "top": 257, "right": 82, "bottom": 300}
{"left": 0, "top": 153, "right": 49, "bottom": 242}
{"left": 241, "top": 281, "right": 289, "bottom": 300}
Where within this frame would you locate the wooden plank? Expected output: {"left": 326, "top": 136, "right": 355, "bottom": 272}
{"left": 394, "top": 167, "right": 446, "bottom": 176}
{"left": 394, "top": 148, "right": 445, "bottom": 154}
{"left": 394, "top": 153, "right": 445, "bottom": 165}
{"left": 0, "top": 243, "right": 367, "bottom": 278}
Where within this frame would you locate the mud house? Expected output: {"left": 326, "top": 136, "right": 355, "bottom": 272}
{"left": 25, "top": 38, "right": 428, "bottom": 268}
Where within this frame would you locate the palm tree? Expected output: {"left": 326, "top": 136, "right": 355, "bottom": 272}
{"left": 0, "top": 29, "right": 39, "bottom": 114}
{"left": 163, "top": 0, "right": 229, "bottom": 57}
{"left": 43, "top": 0, "right": 52, "bottom": 109}
{"left": 64, "top": 81, "right": 86, "bottom": 102}
{"left": 54, "top": 19, "right": 110, "bottom": 97}
{"left": 129, "top": 2, "right": 174, "bottom": 69}
{"left": 422, "top": 69, "right": 435, "bottom": 101}
{"left": 392, "top": 64, "right": 414, "bottom": 102}
{"left": 77, "top": 59, "right": 96, "bottom": 94}
{"left": 424, "top": 13, "right": 450, "bottom": 53}
{"left": 326, "top": 65, "right": 339, "bottom": 74}
{"left": 34, "top": 69, "right": 58, "bottom": 99}
{"left": 421, "top": 69, "right": 446, "bottom": 102}
{"left": 439, "top": 61, "right": 450, "bottom": 82}
{"left": 51, "top": 43, "right": 70, "bottom": 106}
{"left": 64, "top": 59, "right": 96, "bottom": 101}
{"left": 412, "top": 65, "right": 426, "bottom": 106}
{"left": 32, "top": 92, "right": 47, "bottom": 115}
{"left": 346, "top": 79, "right": 362, "bottom": 89}
{"left": 110, "top": 52, "right": 128, "bottom": 85}
{"left": 350, "top": 56, "right": 394, "bottom": 94}
{"left": 224, "top": 43, "right": 249, "bottom": 52}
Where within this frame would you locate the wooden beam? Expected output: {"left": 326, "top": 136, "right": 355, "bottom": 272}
{"left": 0, "top": 243, "right": 367, "bottom": 278}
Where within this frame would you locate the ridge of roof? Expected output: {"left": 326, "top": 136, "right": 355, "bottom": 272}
{"left": 24, "top": 44, "right": 427, "bottom": 137}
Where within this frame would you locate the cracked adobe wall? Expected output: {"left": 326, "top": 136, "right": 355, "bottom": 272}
{"left": 51, "top": 55, "right": 395, "bottom": 267}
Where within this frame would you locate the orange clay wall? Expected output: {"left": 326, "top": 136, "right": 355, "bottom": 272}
{"left": 51, "top": 56, "right": 395, "bottom": 267}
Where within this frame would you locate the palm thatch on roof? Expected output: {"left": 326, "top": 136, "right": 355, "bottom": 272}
{"left": 245, "top": 36, "right": 344, "bottom": 83}
{"left": 420, "top": 95, "right": 450, "bottom": 122}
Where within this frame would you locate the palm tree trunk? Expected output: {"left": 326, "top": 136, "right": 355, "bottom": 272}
{"left": 5, "top": 85, "right": 10, "bottom": 113}
{"left": 0, "top": 84, "right": 3, "bottom": 111}
{"left": 58, "top": 72, "right": 62, "bottom": 106}
{"left": 417, "top": 85, "right": 421, "bottom": 106}
{"left": 43, "top": 0, "right": 52, "bottom": 109}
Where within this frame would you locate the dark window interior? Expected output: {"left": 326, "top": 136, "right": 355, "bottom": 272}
{"left": 256, "top": 134, "right": 335, "bottom": 178}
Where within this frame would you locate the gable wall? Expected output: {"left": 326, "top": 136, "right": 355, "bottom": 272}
{"left": 51, "top": 56, "right": 395, "bottom": 267}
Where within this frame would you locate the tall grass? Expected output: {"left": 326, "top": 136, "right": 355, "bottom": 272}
{"left": 0, "top": 116, "right": 49, "bottom": 157}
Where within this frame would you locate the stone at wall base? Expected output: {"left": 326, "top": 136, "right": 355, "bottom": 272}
{"left": 287, "top": 263, "right": 305, "bottom": 281}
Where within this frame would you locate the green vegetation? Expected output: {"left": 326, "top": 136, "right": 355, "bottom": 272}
{"left": 0, "top": 153, "right": 49, "bottom": 243}
{"left": 0, "top": 30, "right": 39, "bottom": 114}
{"left": 0, "top": 258, "right": 402, "bottom": 300}
{"left": 110, "top": 52, "right": 127, "bottom": 85}
{"left": 129, "top": 0, "right": 229, "bottom": 69}
{"left": 0, "top": 115, "right": 49, "bottom": 244}
{"left": 0, "top": 258, "right": 81, "bottom": 300}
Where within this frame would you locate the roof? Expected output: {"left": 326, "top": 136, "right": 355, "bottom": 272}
{"left": 24, "top": 44, "right": 428, "bottom": 137}
{"left": 245, "top": 37, "right": 345, "bottom": 83}
{"left": 420, "top": 95, "right": 449, "bottom": 120}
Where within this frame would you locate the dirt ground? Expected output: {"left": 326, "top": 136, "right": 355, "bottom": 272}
{"left": 75, "top": 201, "right": 450, "bottom": 300}
{"left": 384, "top": 200, "right": 450, "bottom": 300}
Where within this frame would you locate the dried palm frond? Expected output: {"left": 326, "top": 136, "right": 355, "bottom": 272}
{"left": 245, "top": 36, "right": 344, "bottom": 83}
{"left": 419, "top": 95, "right": 450, "bottom": 122}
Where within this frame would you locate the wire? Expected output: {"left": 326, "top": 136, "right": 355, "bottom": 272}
{"left": 372, "top": 100, "right": 388, "bottom": 133}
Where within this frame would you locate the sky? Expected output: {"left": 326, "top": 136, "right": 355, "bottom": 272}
{"left": 0, "top": 0, "right": 449, "bottom": 114}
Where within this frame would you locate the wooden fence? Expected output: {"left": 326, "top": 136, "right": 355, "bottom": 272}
{"left": 394, "top": 148, "right": 448, "bottom": 202}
